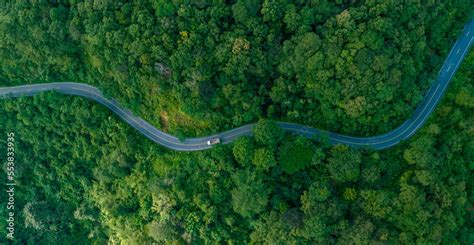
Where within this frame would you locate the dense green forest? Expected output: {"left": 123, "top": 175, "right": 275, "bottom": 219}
{"left": 0, "top": 1, "right": 473, "bottom": 244}
{"left": 0, "top": 52, "right": 472, "bottom": 243}
{"left": 0, "top": 1, "right": 471, "bottom": 136}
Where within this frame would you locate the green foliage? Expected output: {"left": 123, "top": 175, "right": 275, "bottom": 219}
{"left": 0, "top": 1, "right": 470, "bottom": 137}
{"left": 231, "top": 169, "right": 270, "bottom": 218}
{"left": 0, "top": 1, "right": 472, "bottom": 244}
{"left": 250, "top": 211, "right": 300, "bottom": 244}
{"left": 232, "top": 136, "right": 255, "bottom": 167}
{"left": 252, "top": 147, "right": 276, "bottom": 170}
{"left": 253, "top": 119, "right": 285, "bottom": 148}
{"left": 297, "top": 214, "right": 329, "bottom": 242}
{"left": 278, "top": 136, "right": 314, "bottom": 174}
{"left": 302, "top": 181, "right": 331, "bottom": 203}
{"left": 145, "top": 220, "right": 178, "bottom": 243}
{"left": 327, "top": 145, "right": 361, "bottom": 182}
{"left": 358, "top": 190, "right": 392, "bottom": 219}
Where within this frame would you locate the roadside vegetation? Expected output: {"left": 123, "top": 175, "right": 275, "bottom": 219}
{"left": 0, "top": 1, "right": 470, "bottom": 135}
{"left": 0, "top": 1, "right": 472, "bottom": 244}
{"left": 0, "top": 52, "right": 472, "bottom": 243}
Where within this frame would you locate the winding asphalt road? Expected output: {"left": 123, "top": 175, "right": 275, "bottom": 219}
{"left": 1, "top": 19, "right": 473, "bottom": 151}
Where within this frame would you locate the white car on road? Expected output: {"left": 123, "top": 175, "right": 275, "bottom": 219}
{"left": 207, "top": 138, "right": 221, "bottom": 146}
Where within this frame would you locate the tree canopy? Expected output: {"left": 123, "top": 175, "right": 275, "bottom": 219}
{"left": 0, "top": 1, "right": 473, "bottom": 244}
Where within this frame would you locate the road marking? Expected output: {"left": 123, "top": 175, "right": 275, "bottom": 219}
{"left": 401, "top": 34, "right": 473, "bottom": 141}
{"left": 446, "top": 65, "right": 452, "bottom": 72}
{"left": 371, "top": 84, "right": 441, "bottom": 145}
{"left": 221, "top": 129, "right": 253, "bottom": 141}
{"left": 467, "top": 31, "right": 470, "bottom": 36}
{"left": 376, "top": 29, "right": 474, "bottom": 144}
{"left": 185, "top": 124, "right": 255, "bottom": 143}
{"left": 403, "top": 85, "right": 447, "bottom": 140}
{"left": 380, "top": 140, "right": 400, "bottom": 149}
{"left": 456, "top": 48, "right": 461, "bottom": 54}
{"left": 285, "top": 127, "right": 359, "bottom": 145}
{"left": 441, "top": 39, "right": 458, "bottom": 68}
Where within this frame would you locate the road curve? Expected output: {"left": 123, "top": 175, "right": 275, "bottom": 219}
{"left": 1, "top": 20, "right": 473, "bottom": 151}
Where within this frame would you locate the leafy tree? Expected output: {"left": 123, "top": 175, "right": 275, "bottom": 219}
{"left": 145, "top": 220, "right": 179, "bottom": 243}
{"left": 301, "top": 180, "right": 331, "bottom": 204}
{"left": 232, "top": 136, "right": 255, "bottom": 167}
{"left": 252, "top": 119, "right": 284, "bottom": 148}
{"left": 327, "top": 145, "right": 361, "bottom": 183}
{"left": 252, "top": 147, "right": 276, "bottom": 170}
{"left": 231, "top": 169, "right": 271, "bottom": 218}
{"left": 358, "top": 190, "right": 393, "bottom": 219}
{"left": 250, "top": 211, "right": 300, "bottom": 244}
{"left": 278, "top": 136, "right": 314, "bottom": 174}
{"left": 0, "top": 1, "right": 472, "bottom": 244}
{"left": 297, "top": 214, "right": 329, "bottom": 242}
